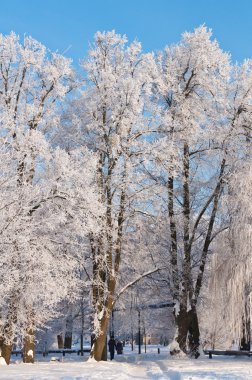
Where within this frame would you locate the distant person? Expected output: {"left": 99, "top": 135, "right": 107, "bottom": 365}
{"left": 116, "top": 340, "right": 123, "bottom": 354}
{"left": 108, "top": 336, "right": 116, "bottom": 360}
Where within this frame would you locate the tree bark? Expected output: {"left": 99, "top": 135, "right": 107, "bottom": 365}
{"left": 64, "top": 314, "right": 73, "bottom": 349}
{"left": 172, "top": 304, "right": 200, "bottom": 358}
{"left": 1, "top": 342, "right": 13, "bottom": 365}
{"left": 0, "top": 336, "right": 3, "bottom": 353}
{"left": 1, "top": 319, "right": 15, "bottom": 365}
{"left": 172, "top": 306, "right": 190, "bottom": 355}
{"left": 23, "top": 328, "right": 35, "bottom": 363}
{"left": 1, "top": 297, "right": 18, "bottom": 365}
{"left": 188, "top": 305, "right": 200, "bottom": 358}
{"left": 57, "top": 334, "right": 64, "bottom": 349}
{"left": 91, "top": 314, "right": 109, "bottom": 361}
{"left": 64, "top": 332, "right": 72, "bottom": 350}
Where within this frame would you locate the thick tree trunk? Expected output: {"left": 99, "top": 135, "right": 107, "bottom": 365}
{"left": 57, "top": 334, "right": 64, "bottom": 349}
{"left": 172, "top": 306, "right": 190, "bottom": 355}
{"left": 1, "top": 342, "right": 13, "bottom": 365}
{"left": 1, "top": 319, "right": 15, "bottom": 365}
{"left": 23, "top": 328, "right": 35, "bottom": 363}
{"left": 64, "top": 313, "right": 73, "bottom": 349}
{"left": 188, "top": 306, "right": 200, "bottom": 358}
{"left": 171, "top": 304, "right": 200, "bottom": 358}
{"left": 1, "top": 306, "right": 17, "bottom": 364}
{"left": 64, "top": 332, "right": 72, "bottom": 349}
{"left": 174, "top": 310, "right": 189, "bottom": 354}
{"left": 91, "top": 314, "right": 109, "bottom": 361}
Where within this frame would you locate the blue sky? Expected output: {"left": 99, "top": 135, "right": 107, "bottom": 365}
{"left": 0, "top": 0, "right": 252, "bottom": 64}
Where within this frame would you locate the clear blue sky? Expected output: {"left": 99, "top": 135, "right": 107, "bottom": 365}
{"left": 0, "top": 0, "right": 252, "bottom": 64}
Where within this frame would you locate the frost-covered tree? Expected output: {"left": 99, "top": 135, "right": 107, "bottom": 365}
{"left": 0, "top": 33, "right": 101, "bottom": 364}
{"left": 230, "top": 64, "right": 252, "bottom": 348}
{"left": 208, "top": 161, "right": 252, "bottom": 351}
{"left": 66, "top": 31, "right": 157, "bottom": 361}
{"left": 149, "top": 29, "right": 252, "bottom": 358}
{"left": 148, "top": 26, "right": 232, "bottom": 357}
{"left": 207, "top": 60, "right": 252, "bottom": 351}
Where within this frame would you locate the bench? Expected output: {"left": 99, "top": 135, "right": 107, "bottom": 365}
{"left": 204, "top": 350, "right": 252, "bottom": 359}
{"left": 12, "top": 348, "right": 91, "bottom": 357}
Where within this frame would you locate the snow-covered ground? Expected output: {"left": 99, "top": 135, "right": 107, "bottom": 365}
{"left": 1, "top": 346, "right": 252, "bottom": 379}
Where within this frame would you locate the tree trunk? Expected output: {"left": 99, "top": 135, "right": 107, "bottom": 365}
{"left": 171, "top": 305, "right": 190, "bottom": 355}
{"left": 1, "top": 307, "right": 17, "bottom": 364}
{"left": 1, "top": 342, "right": 12, "bottom": 365}
{"left": 188, "top": 306, "right": 200, "bottom": 358}
{"left": 0, "top": 336, "right": 3, "bottom": 354}
{"left": 240, "top": 316, "right": 250, "bottom": 351}
{"left": 64, "top": 332, "right": 72, "bottom": 349}
{"left": 23, "top": 328, "right": 35, "bottom": 363}
{"left": 57, "top": 334, "right": 64, "bottom": 349}
{"left": 1, "top": 319, "right": 15, "bottom": 365}
{"left": 64, "top": 312, "right": 73, "bottom": 349}
{"left": 91, "top": 314, "right": 109, "bottom": 361}
{"left": 171, "top": 304, "right": 200, "bottom": 358}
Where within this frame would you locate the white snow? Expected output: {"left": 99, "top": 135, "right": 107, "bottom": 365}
{"left": 169, "top": 340, "right": 186, "bottom": 358}
{"left": 174, "top": 301, "right": 180, "bottom": 317}
{"left": 1, "top": 346, "right": 252, "bottom": 379}
{"left": 27, "top": 349, "right": 34, "bottom": 358}
{"left": 0, "top": 356, "right": 7, "bottom": 366}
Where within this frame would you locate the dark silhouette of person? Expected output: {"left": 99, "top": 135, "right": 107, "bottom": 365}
{"left": 116, "top": 340, "right": 123, "bottom": 354}
{"left": 108, "top": 336, "right": 116, "bottom": 360}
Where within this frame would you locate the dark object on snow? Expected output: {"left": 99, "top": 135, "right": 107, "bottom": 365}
{"left": 12, "top": 348, "right": 91, "bottom": 357}
{"left": 240, "top": 340, "right": 250, "bottom": 351}
{"left": 108, "top": 337, "right": 116, "bottom": 360}
{"left": 116, "top": 340, "right": 123, "bottom": 354}
{"left": 194, "top": 351, "right": 200, "bottom": 359}
{"left": 204, "top": 349, "right": 252, "bottom": 359}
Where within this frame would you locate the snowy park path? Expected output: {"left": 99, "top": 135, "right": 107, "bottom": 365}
{"left": 1, "top": 359, "right": 147, "bottom": 380}
{"left": 1, "top": 351, "right": 252, "bottom": 379}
